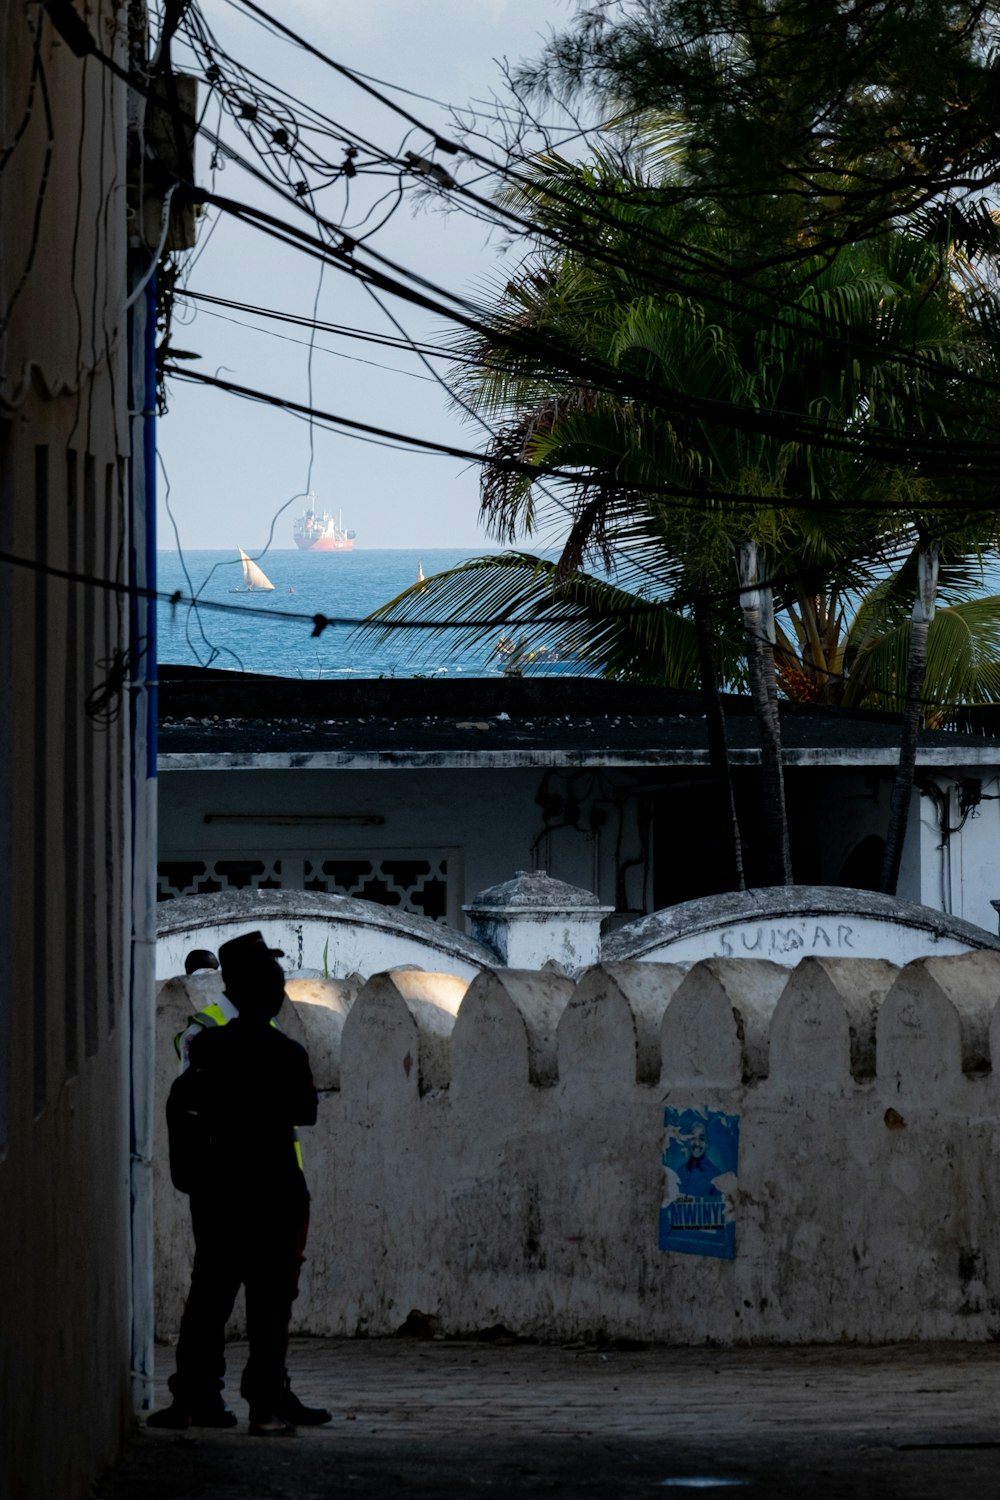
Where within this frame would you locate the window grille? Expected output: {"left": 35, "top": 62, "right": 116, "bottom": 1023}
{"left": 157, "top": 852, "right": 450, "bottom": 923}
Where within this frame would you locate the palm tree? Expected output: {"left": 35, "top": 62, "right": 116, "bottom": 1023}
{"left": 515, "top": 0, "right": 1000, "bottom": 268}
{"left": 366, "top": 150, "right": 1000, "bottom": 893}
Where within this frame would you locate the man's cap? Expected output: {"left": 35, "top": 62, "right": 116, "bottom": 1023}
{"left": 184, "top": 948, "right": 220, "bottom": 975}
{"left": 218, "top": 930, "right": 285, "bottom": 969}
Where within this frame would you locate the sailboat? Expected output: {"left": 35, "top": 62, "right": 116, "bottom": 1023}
{"left": 231, "top": 546, "right": 275, "bottom": 592}
{"left": 416, "top": 560, "right": 425, "bottom": 586}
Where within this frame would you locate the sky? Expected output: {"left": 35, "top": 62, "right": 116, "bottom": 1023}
{"left": 156, "top": 0, "right": 578, "bottom": 553}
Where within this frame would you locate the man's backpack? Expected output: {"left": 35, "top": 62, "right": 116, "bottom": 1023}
{"left": 165, "top": 1065, "right": 208, "bottom": 1194}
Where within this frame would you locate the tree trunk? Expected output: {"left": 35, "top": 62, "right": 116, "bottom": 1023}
{"left": 694, "top": 594, "right": 745, "bottom": 893}
{"left": 880, "top": 544, "right": 939, "bottom": 896}
{"left": 737, "top": 542, "right": 793, "bottom": 886}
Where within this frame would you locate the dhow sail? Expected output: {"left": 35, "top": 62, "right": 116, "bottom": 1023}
{"left": 238, "top": 546, "right": 275, "bottom": 591}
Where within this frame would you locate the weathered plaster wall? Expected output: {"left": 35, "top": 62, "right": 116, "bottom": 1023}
{"left": 1, "top": 4, "right": 133, "bottom": 1498}
{"left": 156, "top": 889, "right": 497, "bottom": 980}
{"left": 156, "top": 765, "right": 654, "bottom": 916}
{"left": 158, "top": 762, "right": 1000, "bottom": 938}
{"left": 603, "top": 887, "right": 1000, "bottom": 967}
{"left": 154, "top": 951, "right": 1000, "bottom": 1347}
{"left": 918, "top": 771, "right": 1000, "bottom": 935}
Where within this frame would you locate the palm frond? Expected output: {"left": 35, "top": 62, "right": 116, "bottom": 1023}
{"left": 356, "top": 551, "right": 745, "bottom": 687}
{"left": 843, "top": 597, "right": 1000, "bottom": 719}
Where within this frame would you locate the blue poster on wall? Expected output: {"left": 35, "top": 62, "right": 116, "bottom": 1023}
{"left": 660, "top": 1106, "right": 740, "bottom": 1260}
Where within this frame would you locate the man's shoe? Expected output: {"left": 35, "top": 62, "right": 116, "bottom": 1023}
{"left": 146, "top": 1402, "right": 191, "bottom": 1431}
{"left": 248, "top": 1412, "right": 296, "bottom": 1436}
{"left": 189, "top": 1401, "right": 238, "bottom": 1429}
{"left": 272, "top": 1388, "right": 332, "bottom": 1426}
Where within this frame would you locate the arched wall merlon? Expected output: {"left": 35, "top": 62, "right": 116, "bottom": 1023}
{"left": 560, "top": 963, "right": 685, "bottom": 1092}
{"left": 878, "top": 951, "right": 1000, "bottom": 1086}
{"left": 154, "top": 950, "right": 1000, "bottom": 1346}
{"left": 604, "top": 886, "right": 1000, "bottom": 967}
{"left": 662, "top": 959, "right": 788, "bottom": 1085}
{"left": 341, "top": 971, "right": 467, "bottom": 1101}
{"left": 769, "top": 957, "right": 898, "bottom": 1084}
{"left": 155, "top": 972, "right": 354, "bottom": 1091}
{"left": 155, "top": 889, "right": 496, "bottom": 982}
{"left": 451, "top": 969, "right": 576, "bottom": 1098}
{"left": 284, "top": 977, "right": 357, "bottom": 1091}
{"left": 917, "top": 952, "right": 1000, "bottom": 1075}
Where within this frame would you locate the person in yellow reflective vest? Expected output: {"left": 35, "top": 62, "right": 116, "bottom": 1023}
{"left": 149, "top": 930, "right": 330, "bottom": 1434}
{"left": 174, "top": 949, "right": 304, "bottom": 1174}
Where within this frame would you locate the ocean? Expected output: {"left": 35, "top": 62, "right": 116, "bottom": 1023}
{"left": 156, "top": 548, "right": 549, "bottom": 679}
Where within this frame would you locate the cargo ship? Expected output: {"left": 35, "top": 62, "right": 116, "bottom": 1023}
{"left": 293, "top": 499, "right": 356, "bottom": 551}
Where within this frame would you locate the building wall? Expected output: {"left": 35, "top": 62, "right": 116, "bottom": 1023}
{"left": 155, "top": 888, "right": 496, "bottom": 981}
{"left": 918, "top": 772, "right": 1000, "bottom": 936}
{"left": 156, "top": 765, "right": 656, "bottom": 922}
{"left": 154, "top": 951, "right": 1000, "bottom": 1345}
{"left": 157, "top": 761, "right": 1000, "bottom": 935}
{"left": 1, "top": 6, "right": 133, "bottom": 1496}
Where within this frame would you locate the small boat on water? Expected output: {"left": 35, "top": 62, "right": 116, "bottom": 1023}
{"left": 496, "top": 634, "right": 569, "bottom": 673}
{"left": 293, "top": 493, "right": 356, "bottom": 551}
{"left": 230, "top": 546, "right": 275, "bottom": 592}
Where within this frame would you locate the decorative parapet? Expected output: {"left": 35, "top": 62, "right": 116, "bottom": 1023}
{"left": 768, "top": 956, "right": 895, "bottom": 1082}
{"left": 155, "top": 888, "right": 496, "bottom": 981}
{"left": 154, "top": 948, "right": 1000, "bottom": 1347}
{"left": 604, "top": 885, "right": 1000, "bottom": 966}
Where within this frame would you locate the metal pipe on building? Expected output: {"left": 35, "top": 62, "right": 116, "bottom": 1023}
{"left": 126, "top": 273, "right": 159, "bottom": 1411}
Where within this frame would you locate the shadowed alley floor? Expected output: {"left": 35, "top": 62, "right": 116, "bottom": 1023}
{"left": 96, "top": 1337, "right": 1000, "bottom": 1498}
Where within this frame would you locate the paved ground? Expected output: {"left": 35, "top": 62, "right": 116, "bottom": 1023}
{"left": 95, "top": 1337, "right": 1000, "bottom": 1499}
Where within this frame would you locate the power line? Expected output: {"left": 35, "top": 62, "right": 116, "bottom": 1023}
{"left": 165, "top": 354, "right": 1000, "bottom": 493}
{"left": 0, "top": 542, "right": 681, "bottom": 633}
{"left": 48, "top": 0, "right": 1000, "bottom": 425}
{"left": 180, "top": 289, "right": 472, "bottom": 363}
{"left": 208, "top": 0, "right": 1000, "bottom": 388}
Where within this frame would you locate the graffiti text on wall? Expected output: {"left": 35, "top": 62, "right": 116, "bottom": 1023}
{"left": 716, "top": 922, "right": 856, "bottom": 959}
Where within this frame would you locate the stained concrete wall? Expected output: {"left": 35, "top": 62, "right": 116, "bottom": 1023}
{"left": 919, "top": 771, "right": 1000, "bottom": 934}
{"left": 155, "top": 764, "right": 656, "bottom": 918}
{"left": 604, "top": 887, "right": 1000, "bottom": 967}
{"left": 1, "top": 3, "right": 134, "bottom": 1496}
{"left": 157, "top": 760, "right": 1000, "bottom": 934}
{"left": 154, "top": 950, "right": 1000, "bottom": 1347}
{"left": 156, "top": 889, "right": 496, "bottom": 982}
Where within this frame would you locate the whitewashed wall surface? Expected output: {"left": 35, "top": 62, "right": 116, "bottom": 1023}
{"left": 154, "top": 950, "right": 1000, "bottom": 1347}
{"left": 156, "top": 889, "right": 496, "bottom": 981}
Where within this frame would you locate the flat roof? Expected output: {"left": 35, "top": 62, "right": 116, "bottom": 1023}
{"left": 158, "top": 668, "right": 1000, "bottom": 773}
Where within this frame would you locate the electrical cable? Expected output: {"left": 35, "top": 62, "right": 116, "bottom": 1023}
{"left": 0, "top": 6, "right": 54, "bottom": 339}
{"left": 35, "top": 4, "right": 1000, "bottom": 615}
{"left": 164, "top": 333, "right": 1000, "bottom": 486}
{"left": 217, "top": 0, "right": 1000, "bottom": 362}
{"left": 7, "top": 537, "right": 1000, "bottom": 718}
{"left": 48, "top": 0, "right": 919, "bottom": 399}
{"left": 48, "top": 0, "right": 1000, "bottom": 422}
{"left": 157, "top": 448, "right": 246, "bottom": 669}
{"left": 179, "top": 299, "right": 438, "bottom": 380}
{"left": 0, "top": 0, "right": 45, "bottom": 177}
{"left": 127, "top": 184, "right": 179, "bottom": 309}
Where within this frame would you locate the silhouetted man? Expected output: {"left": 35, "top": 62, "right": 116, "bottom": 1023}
{"left": 149, "top": 930, "right": 330, "bottom": 1435}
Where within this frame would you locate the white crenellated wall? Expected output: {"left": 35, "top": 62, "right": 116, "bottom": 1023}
{"left": 154, "top": 951, "right": 1000, "bottom": 1346}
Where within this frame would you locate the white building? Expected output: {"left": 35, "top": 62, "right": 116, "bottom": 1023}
{"left": 158, "top": 669, "right": 1000, "bottom": 939}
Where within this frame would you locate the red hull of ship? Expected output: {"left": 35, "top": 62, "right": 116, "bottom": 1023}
{"left": 294, "top": 537, "right": 354, "bottom": 551}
